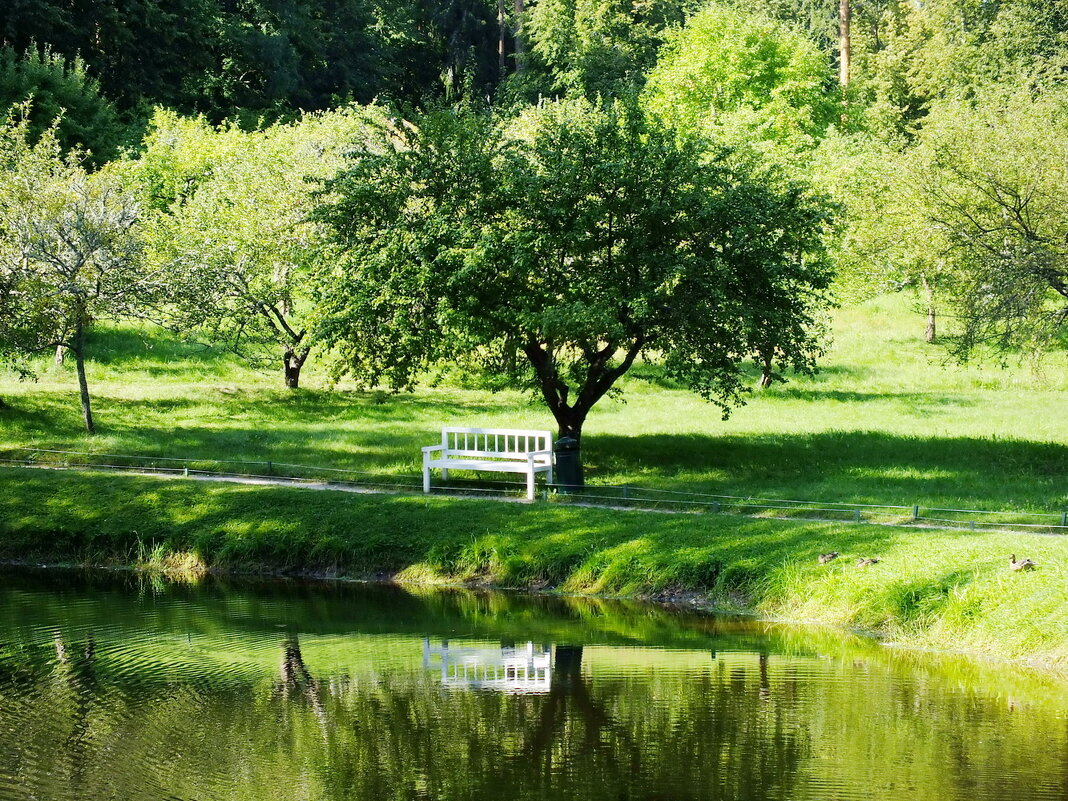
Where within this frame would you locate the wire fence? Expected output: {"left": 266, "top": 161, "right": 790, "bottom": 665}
{"left": 4, "top": 446, "right": 1067, "bottom": 535}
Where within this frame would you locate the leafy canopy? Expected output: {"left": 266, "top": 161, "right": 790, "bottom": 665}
{"left": 523, "top": 0, "right": 701, "bottom": 98}
{"left": 316, "top": 99, "right": 833, "bottom": 436}
{"left": 126, "top": 107, "right": 384, "bottom": 386}
{"left": 644, "top": 3, "right": 839, "bottom": 159}
{"left": 909, "top": 86, "right": 1068, "bottom": 359}
{"left": 0, "top": 44, "right": 123, "bottom": 165}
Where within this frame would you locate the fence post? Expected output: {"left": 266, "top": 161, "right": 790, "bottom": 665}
{"left": 712, "top": 501, "right": 719, "bottom": 513}
{"left": 543, "top": 487, "right": 549, "bottom": 502}
{"left": 912, "top": 505, "right": 920, "bottom": 521}
{"left": 969, "top": 520, "right": 976, "bottom": 531}
{"left": 183, "top": 466, "right": 189, "bottom": 478}
{"left": 266, "top": 461, "right": 272, "bottom": 476}
{"left": 622, "top": 486, "right": 630, "bottom": 500}
{"left": 1062, "top": 511, "right": 1067, "bottom": 527}
{"left": 855, "top": 509, "right": 862, "bottom": 524}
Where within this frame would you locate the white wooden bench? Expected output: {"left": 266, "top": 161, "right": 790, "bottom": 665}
{"left": 422, "top": 427, "right": 554, "bottom": 500}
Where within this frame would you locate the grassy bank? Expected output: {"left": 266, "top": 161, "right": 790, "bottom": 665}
{"left": 2, "top": 467, "right": 1066, "bottom": 669}
{"left": 1, "top": 294, "right": 1067, "bottom": 512}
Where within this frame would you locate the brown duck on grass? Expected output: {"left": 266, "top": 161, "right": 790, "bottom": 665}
{"left": 818, "top": 552, "right": 839, "bottom": 564}
{"left": 1009, "top": 555, "right": 1036, "bottom": 571}
{"left": 856, "top": 558, "right": 880, "bottom": 567}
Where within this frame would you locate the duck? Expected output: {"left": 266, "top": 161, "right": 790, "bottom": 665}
{"left": 818, "top": 552, "right": 839, "bottom": 564}
{"left": 856, "top": 558, "right": 880, "bottom": 567}
{"left": 1009, "top": 554, "right": 1036, "bottom": 571}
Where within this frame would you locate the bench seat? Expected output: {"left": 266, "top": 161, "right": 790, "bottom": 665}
{"left": 428, "top": 458, "right": 553, "bottom": 474}
{"left": 422, "top": 427, "right": 554, "bottom": 500}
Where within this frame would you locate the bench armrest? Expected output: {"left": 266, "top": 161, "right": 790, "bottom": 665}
{"left": 527, "top": 449, "right": 554, "bottom": 458}
{"left": 421, "top": 445, "right": 446, "bottom": 454}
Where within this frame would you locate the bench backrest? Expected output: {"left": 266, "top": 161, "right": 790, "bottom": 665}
{"left": 441, "top": 427, "right": 553, "bottom": 458}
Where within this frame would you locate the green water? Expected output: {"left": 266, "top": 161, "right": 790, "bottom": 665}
{"left": 0, "top": 567, "right": 1065, "bottom": 800}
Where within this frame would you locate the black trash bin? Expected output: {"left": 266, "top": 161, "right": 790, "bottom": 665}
{"left": 553, "top": 437, "right": 584, "bottom": 494}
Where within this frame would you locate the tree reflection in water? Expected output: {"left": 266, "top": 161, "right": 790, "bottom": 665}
{"left": 0, "top": 569, "right": 1064, "bottom": 801}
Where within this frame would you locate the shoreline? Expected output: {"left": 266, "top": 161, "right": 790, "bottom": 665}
{"left": 6, "top": 557, "right": 1068, "bottom": 679}
{"left": 2, "top": 465, "right": 1066, "bottom": 672}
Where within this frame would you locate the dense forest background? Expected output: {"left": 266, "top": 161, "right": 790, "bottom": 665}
{"left": 5, "top": 0, "right": 1067, "bottom": 146}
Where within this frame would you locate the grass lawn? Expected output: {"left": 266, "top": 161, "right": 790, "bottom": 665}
{"left": 2, "top": 292, "right": 1066, "bottom": 512}
{"left": 2, "top": 467, "right": 1066, "bottom": 669}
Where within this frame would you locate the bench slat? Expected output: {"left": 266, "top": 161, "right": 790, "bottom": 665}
{"left": 428, "top": 458, "right": 552, "bottom": 473}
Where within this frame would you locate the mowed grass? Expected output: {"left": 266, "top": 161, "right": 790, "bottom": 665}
{"left": 1, "top": 292, "right": 1066, "bottom": 511}
{"left": 2, "top": 467, "right": 1066, "bottom": 668}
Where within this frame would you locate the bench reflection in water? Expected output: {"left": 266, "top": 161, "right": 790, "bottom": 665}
{"left": 422, "top": 638, "right": 553, "bottom": 693}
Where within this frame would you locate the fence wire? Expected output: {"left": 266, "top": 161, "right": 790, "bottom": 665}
{"left": 3, "top": 447, "right": 1066, "bottom": 535}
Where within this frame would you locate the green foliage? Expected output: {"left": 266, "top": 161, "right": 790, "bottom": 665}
{"left": 125, "top": 106, "right": 385, "bottom": 386}
{"left": 810, "top": 127, "right": 937, "bottom": 303}
{"left": 317, "top": 99, "right": 833, "bottom": 437}
{"left": 908, "top": 85, "right": 1068, "bottom": 358}
{"left": 743, "top": 0, "right": 1068, "bottom": 139}
{"left": 523, "top": 0, "right": 700, "bottom": 97}
{"left": 0, "top": 108, "right": 158, "bottom": 429}
{"left": 0, "top": 0, "right": 504, "bottom": 122}
{"left": 644, "top": 3, "right": 840, "bottom": 160}
{"left": 0, "top": 44, "right": 123, "bottom": 165}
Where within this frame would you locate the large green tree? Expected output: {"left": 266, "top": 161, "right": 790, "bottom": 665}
{"left": 315, "top": 100, "right": 833, "bottom": 449}
{"left": 0, "top": 45, "right": 124, "bottom": 165}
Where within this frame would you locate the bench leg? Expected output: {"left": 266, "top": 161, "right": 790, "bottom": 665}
{"left": 423, "top": 455, "right": 431, "bottom": 494}
{"left": 526, "top": 469, "right": 535, "bottom": 501}
{"left": 441, "top": 468, "right": 449, "bottom": 481}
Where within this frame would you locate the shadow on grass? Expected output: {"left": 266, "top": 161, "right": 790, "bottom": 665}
{"left": 628, "top": 361, "right": 874, "bottom": 391}
{"left": 586, "top": 431, "right": 1068, "bottom": 510}
{"left": 766, "top": 388, "right": 976, "bottom": 410}
{"left": 83, "top": 326, "right": 237, "bottom": 368}
{"left": 4, "top": 393, "right": 1066, "bottom": 510}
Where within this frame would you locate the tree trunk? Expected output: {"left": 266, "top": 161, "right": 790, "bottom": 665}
{"left": 498, "top": 0, "right": 507, "bottom": 74}
{"left": 921, "top": 274, "right": 936, "bottom": 343}
{"left": 758, "top": 348, "right": 775, "bottom": 389}
{"left": 523, "top": 337, "right": 645, "bottom": 484}
{"left": 283, "top": 347, "right": 310, "bottom": 389}
{"left": 554, "top": 408, "right": 585, "bottom": 443}
{"left": 838, "top": 0, "right": 851, "bottom": 87}
{"left": 55, "top": 345, "right": 67, "bottom": 366}
{"left": 73, "top": 322, "right": 95, "bottom": 434}
{"left": 513, "top": 0, "right": 525, "bottom": 70}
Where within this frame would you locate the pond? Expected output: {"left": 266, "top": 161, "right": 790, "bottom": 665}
{"left": 0, "top": 566, "right": 1065, "bottom": 801}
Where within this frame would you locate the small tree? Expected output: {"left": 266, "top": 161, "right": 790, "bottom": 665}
{"left": 133, "top": 108, "right": 381, "bottom": 388}
{"left": 812, "top": 127, "right": 951, "bottom": 343}
{"left": 0, "top": 44, "right": 124, "bottom": 166}
{"left": 911, "top": 87, "right": 1068, "bottom": 359}
{"left": 316, "top": 100, "right": 833, "bottom": 454}
{"left": 0, "top": 112, "right": 155, "bottom": 432}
